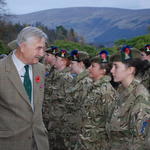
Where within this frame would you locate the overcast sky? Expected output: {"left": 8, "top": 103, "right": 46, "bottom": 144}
{"left": 6, "top": 0, "right": 150, "bottom": 15}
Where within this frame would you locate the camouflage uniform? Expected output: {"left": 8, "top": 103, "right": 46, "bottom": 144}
{"left": 43, "top": 64, "right": 55, "bottom": 129}
{"left": 63, "top": 70, "right": 92, "bottom": 150}
{"left": 137, "top": 63, "right": 150, "bottom": 92}
{"left": 107, "top": 79, "right": 150, "bottom": 150}
{"left": 141, "top": 67, "right": 150, "bottom": 92}
{"left": 46, "top": 67, "right": 73, "bottom": 150}
{"left": 80, "top": 75, "right": 118, "bottom": 150}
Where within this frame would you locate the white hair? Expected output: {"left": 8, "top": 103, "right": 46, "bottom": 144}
{"left": 16, "top": 26, "right": 48, "bottom": 45}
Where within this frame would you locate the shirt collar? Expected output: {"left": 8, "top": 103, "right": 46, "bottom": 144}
{"left": 12, "top": 50, "right": 26, "bottom": 72}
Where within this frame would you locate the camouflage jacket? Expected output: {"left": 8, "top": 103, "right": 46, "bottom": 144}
{"left": 42, "top": 65, "right": 56, "bottom": 128}
{"left": 44, "top": 64, "right": 53, "bottom": 77}
{"left": 108, "top": 79, "right": 150, "bottom": 150}
{"left": 65, "top": 70, "right": 92, "bottom": 113}
{"left": 47, "top": 68, "right": 73, "bottom": 130}
{"left": 137, "top": 66, "right": 150, "bottom": 92}
{"left": 80, "top": 75, "right": 118, "bottom": 150}
{"left": 61, "top": 70, "right": 92, "bottom": 131}
{"left": 44, "top": 67, "right": 73, "bottom": 150}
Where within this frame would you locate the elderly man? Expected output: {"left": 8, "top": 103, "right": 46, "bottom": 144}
{"left": 0, "top": 26, "right": 49, "bottom": 150}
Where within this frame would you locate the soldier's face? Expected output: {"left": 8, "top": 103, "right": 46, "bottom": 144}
{"left": 54, "top": 56, "right": 66, "bottom": 70}
{"left": 141, "top": 52, "right": 150, "bottom": 61}
{"left": 45, "top": 53, "right": 56, "bottom": 65}
{"left": 70, "top": 61, "right": 80, "bottom": 74}
{"left": 111, "top": 61, "right": 132, "bottom": 83}
{"left": 88, "top": 62, "right": 104, "bottom": 80}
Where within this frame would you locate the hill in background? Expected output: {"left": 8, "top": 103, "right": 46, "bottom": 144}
{"left": 7, "top": 7, "right": 150, "bottom": 46}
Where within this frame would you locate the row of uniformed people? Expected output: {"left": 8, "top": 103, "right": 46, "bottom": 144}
{"left": 43, "top": 45, "right": 150, "bottom": 150}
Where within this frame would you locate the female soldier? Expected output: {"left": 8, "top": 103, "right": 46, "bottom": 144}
{"left": 46, "top": 49, "right": 72, "bottom": 150}
{"left": 109, "top": 46, "right": 150, "bottom": 150}
{"left": 63, "top": 50, "right": 92, "bottom": 150}
{"left": 80, "top": 50, "right": 118, "bottom": 150}
{"left": 43, "top": 46, "right": 58, "bottom": 128}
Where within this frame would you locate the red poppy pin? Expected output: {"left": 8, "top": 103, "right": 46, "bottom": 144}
{"left": 35, "top": 75, "right": 41, "bottom": 83}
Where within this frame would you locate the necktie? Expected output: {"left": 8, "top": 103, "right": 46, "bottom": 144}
{"left": 23, "top": 65, "right": 32, "bottom": 102}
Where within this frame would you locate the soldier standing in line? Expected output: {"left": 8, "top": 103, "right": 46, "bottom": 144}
{"left": 63, "top": 50, "right": 92, "bottom": 150}
{"left": 138, "top": 44, "right": 150, "bottom": 91}
{"left": 109, "top": 47, "right": 150, "bottom": 150}
{"left": 66, "top": 50, "right": 92, "bottom": 102}
{"left": 69, "top": 50, "right": 91, "bottom": 83}
{"left": 43, "top": 46, "right": 58, "bottom": 129}
{"left": 67, "top": 50, "right": 92, "bottom": 110}
{"left": 44, "top": 46, "right": 59, "bottom": 74}
{"left": 47, "top": 49, "right": 73, "bottom": 150}
{"left": 79, "top": 50, "right": 118, "bottom": 150}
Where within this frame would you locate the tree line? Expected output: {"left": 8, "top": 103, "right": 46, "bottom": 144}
{"left": 1, "top": 19, "right": 150, "bottom": 56}
{"left": 0, "top": 20, "right": 91, "bottom": 54}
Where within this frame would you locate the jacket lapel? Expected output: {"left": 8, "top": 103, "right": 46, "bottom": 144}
{"left": 32, "top": 64, "right": 42, "bottom": 111}
{"left": 5, "top": 54, "right": 32, "bottom": 108}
